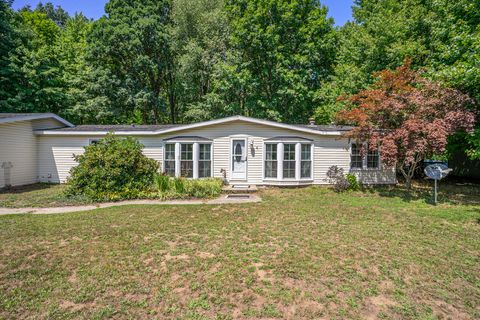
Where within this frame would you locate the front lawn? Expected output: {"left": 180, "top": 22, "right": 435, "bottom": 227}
{"left": 0, "top": 184, "right": 479, "bottom": 319}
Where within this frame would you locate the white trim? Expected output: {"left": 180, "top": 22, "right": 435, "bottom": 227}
{"left": 35, "top": 115, "right": 347, "bottom": 136}
{"left": 1, "top": 113, "right": 74, "bottom": 127}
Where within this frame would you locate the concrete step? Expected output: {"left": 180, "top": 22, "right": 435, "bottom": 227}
{"left": 222, "top": 184, "right": 258, "bottom": 193}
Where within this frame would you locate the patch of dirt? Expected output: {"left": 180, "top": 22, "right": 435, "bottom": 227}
{"left": 252, "top": 262, "right": 273, "bottom": 282}
{"left": 430, "top": 300, "right": 471, "bottom": 319}
{"left": 59, "top": 300, "right": 95, "bottom": 312}
{"left": 197, "top": 251, "right": 215, "bottom": 258}
{"left": 164, "top": 253, "right": 189, "bottom": 261}
{"left": 361, "top": 295, "right": 397, "bottom": 320}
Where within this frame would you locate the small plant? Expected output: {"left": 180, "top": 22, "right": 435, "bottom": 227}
{"left": 173, "top": 177, "right": 185, "bottom": 194}
{"left": 154, "top": 173, "right": 170, "bottom": 193}
{"left": 326, "top": 165, "right": 351, "bottom": 192}
{"left": 346, "top": 173, "right": 360, "bottom": 191}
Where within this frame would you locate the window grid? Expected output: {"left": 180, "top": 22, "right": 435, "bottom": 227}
{"left": 350, "top": 144, "right": 363, "bottom": 169}
{"left": 301, "top": 144, "right": 312, "bottom": 179}
{"left": 264, "top": 144, "right": 277, "bottom": 178}
{"left": 180, "top": 143, "right": 193, "bottom": 178}
{"left": 367, "top": 148, "right": 380, "bottom": 169}
{"left": 199, "top": 144, "right": 212, "bottom": 178}
{"left": 283, "top": 144, "right": 296, "bottom": 179}
{"left": 164, "top": 143, "right": 176, "bottom": 176}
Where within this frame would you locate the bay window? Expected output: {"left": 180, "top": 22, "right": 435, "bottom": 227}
{"left": 264, "top": 141, "right": 313, "bottom": 181}
{"left": 164, "top": 140, "right": 212, "bottom": 178}
{"left": 264, "top": 144, "right": 277, "bottom": 178}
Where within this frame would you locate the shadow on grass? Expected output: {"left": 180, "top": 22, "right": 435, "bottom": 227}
{"left": 0, "top": 183, "right": 59, "bottom": 195}
{"left": 361, "top": 179, "right": 480, "bottom": 206}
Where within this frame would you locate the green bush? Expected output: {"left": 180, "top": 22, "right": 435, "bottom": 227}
{"left": 173, "top": 177, "right": 185, "bottom": 194}
{"left": 184, "top": 178, "right": 223, "bottom": 198}
{"left": 346, "top": 174, "right": 360, "bottom": 191}
{"left": 152, "top": 175, "right": 223, "bottom": 199}
{"left": 154, "top": 173, "right": 170, "bottom": 193}
{"left": 65, "top": 134, "right": 159, "bottom": 201}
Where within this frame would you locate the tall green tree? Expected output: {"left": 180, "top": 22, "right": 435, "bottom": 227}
{"left": 212, "top": 0, "right": 336, "bottom": 123}
{"left": 87, "top": 0, "right": 174, "bottom": 124}
{"left": 0, "top": 0, "right": 17, "bottom": 110}
{"left": 171, "top": 0, "right": 229, "bottom": 122}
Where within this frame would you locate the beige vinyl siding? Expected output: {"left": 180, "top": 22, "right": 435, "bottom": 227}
{"left": 0, "top": 121, "right": 37, "bottom": 188}
{"left": 37, "top": 120, "right": 397, "bottom": 185}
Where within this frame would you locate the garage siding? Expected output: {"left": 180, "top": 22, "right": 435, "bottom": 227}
{"left": 0, "top": 121, "right": 37, "bottom": 188}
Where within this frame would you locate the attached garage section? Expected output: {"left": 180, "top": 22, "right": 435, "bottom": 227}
{"left": 0, "top": 114, "right": 72, "bottom": 188}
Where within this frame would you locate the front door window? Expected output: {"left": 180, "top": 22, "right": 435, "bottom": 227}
{"left": 231, "top": 139, "right": 246, "bottom": 179}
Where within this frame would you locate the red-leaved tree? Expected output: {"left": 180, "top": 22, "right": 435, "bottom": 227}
{"left": 337, "top": 60, "right": 476, "bottom": 189}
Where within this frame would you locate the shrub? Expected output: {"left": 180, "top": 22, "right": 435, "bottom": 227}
{"left": 326, "top": 165, "right": 356, "bottom": 192}
{"left": 154, "top": 173, "right": 170, "bottom": 193}
{"left": 65, "top": 134, "right": 159, "bottom": 201}
{"left": 184, "top": 178, "right": 223, "bottom": 198}
{"left": 153, "top": 175, "right": 223, "bottom": 199}
{"left": 173, "top": 177, "right": 185, "bottom": 194}
{"left": 346, "top": 174, "right": 360, "bottom": 191}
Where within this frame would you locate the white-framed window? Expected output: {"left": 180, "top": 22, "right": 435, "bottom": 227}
{"left": 264, "top": 143, "right": 277, "bottom": 178}
{"left": 199, "top": 144, "right": 212, "bottom": 178}
{"left": 350, "top": 143, "right": 380, "bottom": 170}
{"left": 164, "top": 141, "right": 213, "bottom": 178}
{"left": 350, "top": 143, "right": 363, "bottom": 169}
{"left": 283, "top": 143, "right": 296, "bottom": 179}
{"left": 180, "top": 143, "right": 194, "bottom": 178}
{"left": 263, "top": 141, "right": 314, "bottom": 181}
{"left": 300, "top": 144, "right": 312, "bottom": 179}
{"left": 164, "top": 143, "right": 176, "bottom": 176}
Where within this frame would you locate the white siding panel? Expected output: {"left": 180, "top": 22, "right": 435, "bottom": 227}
{"left": 0, "top": 121, "right": 37, "bottom": 188}
{"left": 37, "top": 120, "right": 397, "bottom": 185}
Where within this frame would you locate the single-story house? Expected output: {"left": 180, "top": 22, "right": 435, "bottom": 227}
{"left": 0, "top": 113, "right": 397, "bottom": 189}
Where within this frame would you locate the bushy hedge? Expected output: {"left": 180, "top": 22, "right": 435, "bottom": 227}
{"left": 65, "top": 134, "right": 159, "bottom": 201}
{"left": 153, "top": 174, "right": 223, "bottom": 199}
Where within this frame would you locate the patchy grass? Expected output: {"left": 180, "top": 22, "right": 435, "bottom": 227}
{"left": 0, "top": 184, "right": 91, "bottom": 208}
{"left": 0, "top": 184, "right": 479, "bottom": 319}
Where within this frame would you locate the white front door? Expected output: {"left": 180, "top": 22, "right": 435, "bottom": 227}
{"left": 231, "top": 139, "right": 247, "bottom": 180}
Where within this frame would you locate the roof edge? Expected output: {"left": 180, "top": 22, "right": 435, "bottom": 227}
{"left": 36, "top": 115, "right": 348, "bottom": 136}
{"left": 0, "top": 113, "right": 74, "bottom": 127}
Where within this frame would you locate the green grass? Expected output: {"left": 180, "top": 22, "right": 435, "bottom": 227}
{"left": 0, "top": 183, "right": 91, "bottom": 208}
{"left": 0, "top": 183, "right": 479, "bottom": 319}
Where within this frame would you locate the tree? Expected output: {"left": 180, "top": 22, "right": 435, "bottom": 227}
{"left": 88, "top": 0, "right": 174, "bottom": 124}
{"left": 213, "top": 0, "right": 336, "bottom": 123}
{"left": 316, "top": 0, "right": 480, "bottom": 158}
{"left": 337, "top": 61, "right": 476, "bottom": 189}
{"left": 171, "top": 0, "right": 229, "bottom": 122}
{"left": 0, "top": 0, "right": 17, "bottom": 110}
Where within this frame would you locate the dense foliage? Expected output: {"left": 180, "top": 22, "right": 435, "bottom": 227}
{"left": 66, "top": 134, "right": 159, "bottom": 201}
{"left": 154, "top": 174, "right": 223, "bottom": 199}
{"left": 338, "top": 61, "right": 476, "bottom": 188}
{"left": 1, "top": 0, "right": 479, "bottom": 160}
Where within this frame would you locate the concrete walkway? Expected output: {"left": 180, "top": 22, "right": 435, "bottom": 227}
{"left": 0, "top": 194, "right": 261, "bottom": 215}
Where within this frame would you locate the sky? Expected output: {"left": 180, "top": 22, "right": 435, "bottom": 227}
{"left": 12, "top": 0, "right": 354, "bottom": 26}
